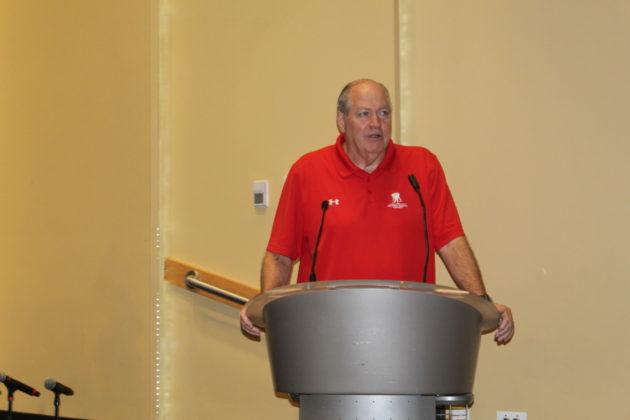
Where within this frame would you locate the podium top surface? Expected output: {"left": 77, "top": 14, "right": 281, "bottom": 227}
{"left": 246, "top": 280, "right": 499, "bottom": 332}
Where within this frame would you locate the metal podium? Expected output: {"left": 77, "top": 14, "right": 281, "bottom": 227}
{"left": 245, "top": 280, "right": 499, "bottom": 420}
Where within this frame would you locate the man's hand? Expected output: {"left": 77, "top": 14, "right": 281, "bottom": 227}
{"left": 239, "top": 252, "right": 292, "bottom": 337}
{"left": 493, "top": 302, "right": 514, "bottom": 344}
{"left": 240, "top": 306, "right": 260, "bottom": 337}
{"left": 438, "top": 237, "right": 515, "bottom": 344}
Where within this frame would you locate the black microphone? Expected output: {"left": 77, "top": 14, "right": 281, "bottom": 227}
{"left": 44, "top": 379, "right": 74, "bottom": 396}
{"left": 407, "top": 174, "right": 430, "bottom": 283}
{"left": 0, "top": 372, "right": 40, "bottom": 397}
{"left": 309, "top": 200, "right": 330, "bottom": 282}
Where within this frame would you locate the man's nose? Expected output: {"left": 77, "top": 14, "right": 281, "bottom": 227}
{"left": 369, "top": 113, "right": 380, "bottom": 126}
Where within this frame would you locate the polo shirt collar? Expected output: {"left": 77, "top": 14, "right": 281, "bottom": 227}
{"left": 334, "top": 134, "right": 396, "bottom": 178}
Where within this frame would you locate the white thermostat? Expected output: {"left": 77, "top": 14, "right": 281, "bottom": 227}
{"left": 252, "top": 180, "right": 269, "bottom": 208}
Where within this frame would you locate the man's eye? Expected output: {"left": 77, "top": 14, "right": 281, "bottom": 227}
{"left": 378, "top": 110, "right": 390, "bottom": 117}
{"left": 358, "top": 111, "right": 369, "bottom": 118}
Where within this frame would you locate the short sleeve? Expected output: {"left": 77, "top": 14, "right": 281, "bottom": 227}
{"left": 266, "top": 163, "right": 304, "bottom": 261}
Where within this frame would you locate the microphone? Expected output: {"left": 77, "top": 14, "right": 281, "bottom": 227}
{"left": 407, "top": 174, "right": 430, "bottom": 283}
{"left": 309, "top": 200, "right": 330, "bottom": 282}
{"left": 0, "top": 372, "right": 40, "bottom": 397}
{"left": 44, "top": 379, "right": 74, "bottom": 396}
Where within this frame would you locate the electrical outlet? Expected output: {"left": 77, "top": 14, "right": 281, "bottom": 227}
{"left": 497, "top": 411, "right": 527, "bottom": 420}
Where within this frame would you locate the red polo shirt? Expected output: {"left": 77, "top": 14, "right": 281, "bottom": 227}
{"left": 267, "top": 135, "right": 465, "bottom": 284}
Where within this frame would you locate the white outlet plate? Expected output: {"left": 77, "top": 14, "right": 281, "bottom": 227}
{"left": 497, "top": 411, "right": 527, "bottom": 420}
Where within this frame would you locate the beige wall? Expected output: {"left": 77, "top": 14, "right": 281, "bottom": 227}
{"left": 0, "top": 1, "right": 158, "bottom": 418}
{"left": 401, "top": 1, "right": 630, "bottom": 418}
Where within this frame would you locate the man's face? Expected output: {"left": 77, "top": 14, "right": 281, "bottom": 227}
{"left": 337, "top": 82, "right": 392, "bottom": 161}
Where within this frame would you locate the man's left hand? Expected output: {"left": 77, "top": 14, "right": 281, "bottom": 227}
{"left": 493, "top": 303, "right": 514, "bottom": 344}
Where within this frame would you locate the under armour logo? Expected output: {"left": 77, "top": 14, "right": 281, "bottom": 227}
{"left": 328, "top": 198, "right": 340, "bottom": 206}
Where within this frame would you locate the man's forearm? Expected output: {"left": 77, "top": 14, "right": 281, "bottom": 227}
{"left": 437, "top": 236, "right": 486, "bottom": 295}
{"left": 261, "top": 251, "right": 293, "bottom": 291}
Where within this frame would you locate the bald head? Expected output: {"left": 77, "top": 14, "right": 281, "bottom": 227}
{"left": 337, "top": 79, "right": 392, "bottom": 115}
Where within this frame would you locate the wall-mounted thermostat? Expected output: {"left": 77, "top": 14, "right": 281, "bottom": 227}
{"left": 252, "top": 180, "right": 269, "bottom": 208}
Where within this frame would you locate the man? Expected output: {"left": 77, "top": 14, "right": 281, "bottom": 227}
{"left": 241, "top": 79, "right": 514, "bottom": 344}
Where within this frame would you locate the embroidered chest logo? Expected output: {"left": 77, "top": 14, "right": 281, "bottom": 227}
{"left": 387, "top": 192, "right": 408, "bottom": 209}
{"left": 328, "top": 198, "right": 340, "bottom": 206}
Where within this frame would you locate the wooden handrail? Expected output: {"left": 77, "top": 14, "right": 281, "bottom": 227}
{"left": 164, "top": 258, "right": 259, "bottom": 309}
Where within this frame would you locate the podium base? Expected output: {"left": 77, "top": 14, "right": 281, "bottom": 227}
{"left": 298, "top": 393, "right": 474, "bottom": 420}
{"left": 299, "top": 395, "right": 436, "bottom": 420}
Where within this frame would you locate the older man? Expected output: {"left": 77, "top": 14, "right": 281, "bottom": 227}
{"left": 241, "top": 79, "right": 514, "bottom": 343}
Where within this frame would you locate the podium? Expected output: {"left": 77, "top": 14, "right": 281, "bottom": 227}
{"left": 245, "top": 280, "right": 499, "bottom": 419}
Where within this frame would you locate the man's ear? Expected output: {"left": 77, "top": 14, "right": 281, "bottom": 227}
{"left": 336, "top": 111, "right": 345, "bottom": 133}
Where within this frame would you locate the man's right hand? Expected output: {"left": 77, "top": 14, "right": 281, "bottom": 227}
{"left": 240, "top": 306, "right": 261, "bottom": 337}
{"left": 241, "top": 251, "right": 292, "bottom": 337}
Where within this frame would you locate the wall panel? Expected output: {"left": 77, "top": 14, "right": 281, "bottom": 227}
{"left": 161, "top": 1, "right": 397, "bottom": 418}
{"left": 399, "top": 1, "right": 630, "bottom": 418}
{"left": 0, "top": 1, "right": 158, "bottom": 418}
